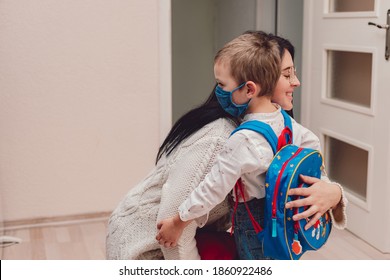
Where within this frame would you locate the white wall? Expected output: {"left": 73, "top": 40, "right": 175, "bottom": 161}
{"left": 214, "top": 0, "right": 257, "bottom": 50}
{"left": 0, "top": 0, "right": 161, "bottom": 221}
{"left": 171, "top": 0, "right": 257, "bottom": 124}
{"left": 171, "top": 0, "right": 215, "bottom": 123}
{"left": 276, "top": 0, "right": 304, "bottom": 122}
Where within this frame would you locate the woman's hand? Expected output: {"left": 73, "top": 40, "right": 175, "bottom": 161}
{"left": 285, "top": 175, "right": 341, "bottom": 230}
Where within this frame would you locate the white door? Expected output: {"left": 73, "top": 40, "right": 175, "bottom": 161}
{"left": 302, "top": 0, "right": 390, "bottom": 253}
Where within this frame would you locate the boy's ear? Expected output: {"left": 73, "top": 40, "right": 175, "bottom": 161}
{"left": 245, "top": 81, "right": 261, "bottom": 98}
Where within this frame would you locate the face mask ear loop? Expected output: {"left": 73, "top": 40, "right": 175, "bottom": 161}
{"left": 229, "top": 82, "right": 248, "bottom": 106}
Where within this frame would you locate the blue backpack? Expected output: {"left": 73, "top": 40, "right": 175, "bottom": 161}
{"left": 231, "top": 110, "right": 332, "bottom": 260}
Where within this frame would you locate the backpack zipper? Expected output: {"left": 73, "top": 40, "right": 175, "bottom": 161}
{"left": 271, "top": 147, "right": 303, "bottom": 237}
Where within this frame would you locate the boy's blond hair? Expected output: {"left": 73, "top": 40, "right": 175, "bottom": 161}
{"left": 214, "top": 33, "right": 281, "bottom": 97}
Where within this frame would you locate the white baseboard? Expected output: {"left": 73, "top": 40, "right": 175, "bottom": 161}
{"left": 1, "top": 211, "right": 111, "bottom": 231}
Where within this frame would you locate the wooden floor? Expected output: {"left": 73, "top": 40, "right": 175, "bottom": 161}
{"left": 1, "top": 218, "right": 390, "bottom": 260}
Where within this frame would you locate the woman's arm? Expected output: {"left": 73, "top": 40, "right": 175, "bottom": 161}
{"left": 289, "top": 122, "right": 348, "bottom": 229}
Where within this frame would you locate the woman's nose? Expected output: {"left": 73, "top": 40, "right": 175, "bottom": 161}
{"left": 292, "top": 76, "right": 301, "bottom": 87}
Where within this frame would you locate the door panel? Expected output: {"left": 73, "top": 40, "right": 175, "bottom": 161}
{"left": 326, "top": 50, "right": 372, "bottom": 108}
{"left": 325, "top": 135, "right": 369, "bottom": 201}
{"left": 303, "top": 0, "right": 390, "bottom": 253}
{"left": 329, "top": 0, "right": 375, "bottom": 13}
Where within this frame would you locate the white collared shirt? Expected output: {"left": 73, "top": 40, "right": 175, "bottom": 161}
{"left": 178, "top": 104, "right": 322, "bottom": 226}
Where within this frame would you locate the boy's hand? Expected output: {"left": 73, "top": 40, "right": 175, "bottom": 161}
{"left": 156, "top": 214, "right": 191, "bottom": 248}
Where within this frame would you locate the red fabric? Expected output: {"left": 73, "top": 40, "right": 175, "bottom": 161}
{"left": 277, "top": 126, "right": 293, "bottom": 151}
{"left": 232, "top": 179, "right": 262, "bottom": 234}
{"left": 195, "top": 230, "right": 237, "bottom": 260}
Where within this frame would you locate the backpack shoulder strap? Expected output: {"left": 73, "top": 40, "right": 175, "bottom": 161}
{"left": 278, "top": 110, "right": 293, "bottom": 149}
{"left": 231, "top": 120, "right": 278, "bottom": 154}
{"left": 230, "top": 110, "right": 294, "bottom": 155}
{"left": 281, "top": 109, "right": 293, "bottom": 132}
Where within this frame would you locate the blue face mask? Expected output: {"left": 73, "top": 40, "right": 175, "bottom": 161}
{"left": 215, "top": 82, "right": 249, "bottom": 117}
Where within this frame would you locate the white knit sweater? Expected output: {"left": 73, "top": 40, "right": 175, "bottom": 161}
{"left": 106, "top": 118, "right": 237, "bottom": 260}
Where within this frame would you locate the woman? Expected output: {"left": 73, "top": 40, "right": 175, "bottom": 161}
{"left": 106, "top": 87, "right": 239, "bottom": 259}
{"left": 106, "top": 31, "right": 347, "bottom": 260}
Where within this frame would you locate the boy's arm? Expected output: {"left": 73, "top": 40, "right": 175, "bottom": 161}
{"left": 156, "top": 214, "right": 192, "bottom": 248}
{"left": 178, "top": 132, "right": 264, "bottom": 223}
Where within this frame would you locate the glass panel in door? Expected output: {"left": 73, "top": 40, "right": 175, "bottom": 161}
{"left": 325, "top": 135, "right": 368, "bottom": 201}
{"left": 327, "top": 50, "right": 372, "bottom": 108}
{"left": 329, "top": 0, "right": 375, "bottom": 12}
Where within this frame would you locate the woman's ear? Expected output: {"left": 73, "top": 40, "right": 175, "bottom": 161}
{"left": 245, "top": 81, "right": 261, "bottom": 98}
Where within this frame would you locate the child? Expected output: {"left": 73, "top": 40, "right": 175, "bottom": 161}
{"left": 155, "top": 32, "right": 340, "bottom": 260}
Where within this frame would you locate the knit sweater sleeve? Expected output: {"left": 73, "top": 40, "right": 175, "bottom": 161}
{"left": 156, "top": 119, "right": 234, "bottom": 260}
{"left": 318, "top": 173, "right": 348, "bottom": 229}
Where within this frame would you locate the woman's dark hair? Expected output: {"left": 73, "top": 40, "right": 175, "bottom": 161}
{"left": 156, "top": 87, "right": 240, "bottom": 163}
{"left": 156, "top": 31, "right": 296, "bottom": 163}
{"left": 244, "top": 30, "right": 295, "bottom": 61}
